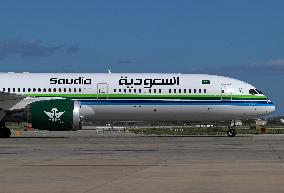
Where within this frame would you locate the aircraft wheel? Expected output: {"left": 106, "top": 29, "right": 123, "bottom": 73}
{"left": 227, "top": 129, "right": 236, "bottom": 137}
{"left": 0, "top": 127, "right": 11, "bottom": 138}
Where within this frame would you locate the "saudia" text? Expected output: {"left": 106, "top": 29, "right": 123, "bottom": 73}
{"left": 50, "top": 77, "right": 92, "bottom": 85}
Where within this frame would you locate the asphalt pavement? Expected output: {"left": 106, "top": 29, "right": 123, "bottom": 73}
{"left": 0, "top": 130, "right": 284, "bottom": 193}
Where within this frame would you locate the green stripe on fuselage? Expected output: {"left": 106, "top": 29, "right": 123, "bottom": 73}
{"left": 25, "top": 93, "right": 268, "bottom": 100}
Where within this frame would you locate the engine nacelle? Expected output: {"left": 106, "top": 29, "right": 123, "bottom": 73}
{"left": 25, "top": 99, "right": 82, "bottom": 131}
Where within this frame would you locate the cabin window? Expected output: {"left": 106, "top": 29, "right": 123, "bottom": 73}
{"left": 79, "top": 88, "right": 82, "bottom": 92}
{"left": 63, "top": 88, "right": 66, "bottom": 92}
{"left": 23, "top": 88, "right": 25, "bottom": 92}
{"left": 48, "top": 88, "right": 51, "bottom": 92}
{"left": 114, "top": 89, "right": 116, "bottom": 93}
{"left": 179, "top": 89, "right": 182, "bottom": 93}
{"left": 184, "top": 89, "right": 186, "bottom": 93}
{"left": 38, "top": 88, "right": 41, "bottom": 92}
{"left": 194, "top": 89, "right": 196, "bottom": 93}
{"left": 28, "top": 88, "right": 31, "bottom": 92}
{"left": 119, "top": 89, "right": 121, "bottom": 93}
{"left": 8, "top": 88, "right": 10, "bottom": 92}
{"left": 32, "top": 88, "right": 36, "bottom": 92}
{"left": 129, "top": 89, "right": 131, "bottom": 93}
{"left": 53, "top": 88, "right": 56, "bottom": 92}
{"left": 18, "top": 88, "right": 20, "bottom": 92}
{"left": 204, "top": 89, "right": 207, "bottom": 93}
{"left": 189, "top": 89, "right": 191, "bottom": 93}
{"left": 124, "top": 89, "right": 127, "bottom": 93}
{"left": 2, "top": 88, "right": 5, "bottom": 92}
{"left": 153, "top": 89, "right": 157, "bottom": 93}
{"left": 149, "top": 89, "right": 151, "bottom": 93}
{"left": 169, "top": 89, "right": 171, "bottom": 93}
{"left": 199, "top": 89, "right": 202, "bottom": 93}
{"left": 159, "top": 89, "right": 161, "bottom": 93}
{"left": 69, "top": 88, "right": 72, "bottom": 92}
{"left": 134, "top": 89, "right": 136, "bottom": 93}
{"left": 13, "top": 88, "right": 15, "bottom": 92}
{"left": 138, "top": 89, "right": 141, "bottom": 93}
{"left": 73, "top": 88, "right": 77, "bottom": 92}
{"left": 174, "top": 89, "right": 176, "bottom": 93}
{"left": 58, "top": 88, "right": 61, "bottom": 92}
{"left": 43, "top": 88, "right": 46, "bottom": 92}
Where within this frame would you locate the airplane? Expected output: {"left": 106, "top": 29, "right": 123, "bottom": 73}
{"left": 0, "top": 72, "right": 275, "bottom": 138}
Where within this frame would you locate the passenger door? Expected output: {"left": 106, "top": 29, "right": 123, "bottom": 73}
{"left": 97, "top": 83, "right": 108, "bottom": 99}
{"left": 220, "top": 84, "right": 232, "bottom": 100}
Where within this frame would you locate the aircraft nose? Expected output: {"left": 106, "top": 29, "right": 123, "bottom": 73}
{"left": 265, "top": 100, "right": 276, "bottom": 114}
{"left": 268, "top": 105, "right": 275, "bottom": 114}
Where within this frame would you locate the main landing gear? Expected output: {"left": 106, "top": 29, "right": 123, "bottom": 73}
{"left": 0, "top": 122, "right": 11, "bottom": 138}
{"left": 227, "top": 120, "right": 237, "bottom": 137}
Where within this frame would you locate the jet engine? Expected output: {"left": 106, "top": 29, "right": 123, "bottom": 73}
{"left": 25, "top": 99, "right": 82, "bottom": 131}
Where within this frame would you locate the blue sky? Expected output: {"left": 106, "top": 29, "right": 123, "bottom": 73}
{"left": 0, "top": 0, "right": 283, "bottom": 115}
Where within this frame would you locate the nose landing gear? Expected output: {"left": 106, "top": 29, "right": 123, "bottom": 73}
{"left": 227, "top": 120, "right": 237, "bottom": 137}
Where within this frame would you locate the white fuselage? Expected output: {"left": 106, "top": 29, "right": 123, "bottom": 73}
{"left": 0, "top": 73, "right": 275, "bottom": 122}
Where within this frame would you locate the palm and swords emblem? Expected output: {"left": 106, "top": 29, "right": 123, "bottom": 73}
{"left": 44, "top": 108, "right": 65, "bottom": 122}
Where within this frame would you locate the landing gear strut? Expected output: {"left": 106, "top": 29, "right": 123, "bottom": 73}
{"left": 0, "top": 122, "right": 11, "bottom": 138}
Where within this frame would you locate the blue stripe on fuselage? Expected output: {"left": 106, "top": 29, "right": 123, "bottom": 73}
{"left": 79, "top": 100, "right": 274, "bottom": 106}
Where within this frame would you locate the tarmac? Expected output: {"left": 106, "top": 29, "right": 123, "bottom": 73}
{"left": 0, "top": 130, "right": 284, "bottom": 193}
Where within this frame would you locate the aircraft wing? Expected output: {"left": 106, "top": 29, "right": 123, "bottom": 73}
{"left": 0, "top": 92, "right": 26, "bottom": 110}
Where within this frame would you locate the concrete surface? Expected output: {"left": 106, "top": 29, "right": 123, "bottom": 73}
{"left": 0, "top": 130, "right": 284, "bottom": 193}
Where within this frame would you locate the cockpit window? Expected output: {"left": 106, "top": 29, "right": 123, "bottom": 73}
{"left": 255, "top": 89, "right": 263, "bottom": 94}
{"left": 249, "top": 89, "right": 258, "bottom": 95}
